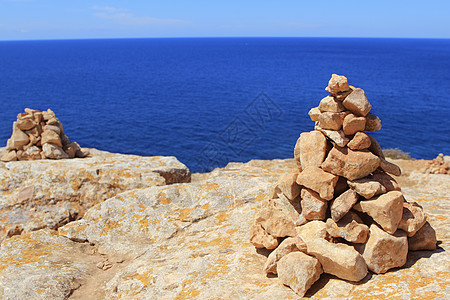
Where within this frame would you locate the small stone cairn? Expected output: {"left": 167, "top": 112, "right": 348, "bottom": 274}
{"left": 424, "top": 153, "right": 449, "bottom": 174}
{"left": 1, "top": 108, "right": 87, "bottom": 162}
{"left": 250, "top": 74, "right": 438, "bottom": 297}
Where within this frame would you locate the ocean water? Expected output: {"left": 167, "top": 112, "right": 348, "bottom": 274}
{"left": 0, "top": 38, "right": 449, "bottom": 172}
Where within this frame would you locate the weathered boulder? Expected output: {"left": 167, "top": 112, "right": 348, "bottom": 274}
{"left": 326, "top": 211, "right": 369, "bottom": 243}
{"left": 365, "top": 113, "right": 382, "bottom": 131}
{"left": 360, "top": 224, "right": 408, "bottom": 274}
{"left": 270, "top": 173, "right": 300, "bottom": 200}
{"left": 11, "top": 123, "right": 30, "bottom": 150}
{"left": 318, "top": 95, "right": 346, "bottom": 112}
{"left": 296, "top": 130, "right": 328, "bottom": 169}
{"left": 343, "top": 113, "right": 366, "bottom": 135}
{"left": 321, "top": 146, "right": 380, "bottom": 181}
{"left": 398, "top": 202, "right": 427, "bottom": 237}
{"left": 19, "top": 145, "right": 41, "bottom": 160}
{"left": 42, "top": 143, "right": 69, "bottom": 159}
{"left": 254, "top": 199, "right": 296, "bottom": 238}
{"left": 301, "top": 188, "right": 328, "bottom": 220}
{"left": 305, "top": 238, "right": 368, "bottom": 281}
{"left": 326, "top": 74, "right": 350, "bottom": 95}
{"left": 1, "top": 150, "right": 17, "bottom": 162}
{"left": 315, "top": 127, "right": 350, "bottom": 147}
{"left": 342, "top": 88, "right": 372, "bottom": 117}
{"left": 296, "top": 220, "right": 328, "bottom": 243}
{"left": 330, "top": 189, "right": 359, "bottom": 221}
{"left": 308, "top": 107, "right": 321, "bottom": 122}
{"left": 296, "top": 166, "right": 339, "bottom": 200}
{"left": 317, "top": 111, "right": 346, "bottom": 131}
{"left": 348, "top": 176, "right": 387, "bottom": 199}
{"left": 353, "top": 191, "right": 404, "bottom": 234}
{"left": 408, "top": 221, "right": 437, "bottom": 251}
{"left": 277, "top": 252, "right": 323, "bottom": 297}
{"left": 249, "top": 223, "right": 278, "bottom": 250}
{"left": 347, "top": 131, "right": 372, "bottom": 150}
{"left": 264, "top": 237, "right": 301, "bottom": 274}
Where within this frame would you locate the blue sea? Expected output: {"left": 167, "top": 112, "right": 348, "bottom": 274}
{"left": 0, "top": 38, "right": 449, "bottom": 172}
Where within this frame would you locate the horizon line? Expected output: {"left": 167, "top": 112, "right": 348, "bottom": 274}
{"left": 1, "top": 36, "right": 450, "bottom": 42}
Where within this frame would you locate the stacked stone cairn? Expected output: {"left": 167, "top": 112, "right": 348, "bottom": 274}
{"left": 250, "top": 74, "right": 438, "bottom": 297}
{"left": 1, "top": 108, "right": 87, "bottom": 162}
{"left": 424, "top": 153, "right": 449, "bottom": 174}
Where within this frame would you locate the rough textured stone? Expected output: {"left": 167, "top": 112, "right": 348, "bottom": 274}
{"left": 43, "top": 124, "right": 61, "bottom": 135}
{"left": 254, "top": 199, "right": 296, "bottom": 238}
{"left": 380, "top": 157, "right": 402, "bottom": 176}
{"left": 343, "top": 113, "right": 366, "bottom": 135}
{"left": 17, "top": 118, "right": 36, "bottom": 131}
{"left": 348, "top": 176, "right": 387, "bottom": 199}
{"left": 408, "top": 221, "right": 437, "bottom": 251}
{"left": 316, "top": 127, "right": 350, "bottom": 147}
{"left": 353, "top": 191, "right": 404, "bottom": 234}
{"left": 296, "top": 166, "right": 339, "bottom": 200}
{"left": 347, "top": 132, "right": 372, "bottom": 150}
{"left": 330, "top": 189, "right": 359, "bottom": 221}
{"left": 18, "top": 145, "right": 41, "bottom": 160}
{"left": 365, "top": 113, "right": 382, "bottom": 131}
{"left": 41, "top": 130, "right": 62, "bottom": 147}
{"left": 301, "top": 188, "right": 328, "bottom": 220}
{"left": 321, "top": 146, "right": 381, "bottom": 181}
{"left": 0, "top": 151, "right": 17, "bottom": 162}
{"left": 398, "top": 202, "right": 427, "bottom": 237}
{"left": 0, "top": 148, "right": 190, "bottom": 243}
{"left": 11, "top": 123, "right": 30, "bottom": 150}
{"left": 270, "top": 173, "right": 300, "bottom": 200}
{"left": 317, "top": 111, "right": 346, "bottom": 130}
{"left": 42, "top": 143, "right": 69, "bottom": 159}
{"left": 326, "top": 74, "right": 350, "bottom": 95}
{"left": 272, "top": 194, "right": 303, "bottom": 226}
{"left": 318, "top": 95, "right": 346, "bottom": 112}
{"left": 360, "top": 224, "right": 408, "bottom": 274}
{"left": 264, "top": 237, "right": 301, "bottom": 274}
{"left": 296, "top": 220, "right": 328, "bottom": 243}
{"left": 342, "top": 88, "right": 372, "bottom": 117}
{"left": 367, "top": 134, "right": 385, "bottom": 158}
{"left": 306, "top": 238, "right": 368, "bottom": 281}
{"left": 326, "top": 211, "right": 369, "bottom": 243}
{"left": 308, "top": 107, "right": 321, "bottom": 122}
{"left": 297, "top": 130, "right": 328, "bottom": 169}
{"left": 277, "top": 252, "right": 323, "bottom": 297}
{"left": 249, "top": 223, "right": 278, "bottom": 250}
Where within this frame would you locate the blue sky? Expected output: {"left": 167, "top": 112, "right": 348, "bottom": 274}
{"left": 0, "top": 0, "right": 449, "bottom": 40}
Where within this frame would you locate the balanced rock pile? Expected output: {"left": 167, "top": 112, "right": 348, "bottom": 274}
{"left": 424, "top": 153, "right": 450, "bottom": 174}
{"left": 250, "top": 74, "right": 438, "bottom": 297}
{"left": 1, "top": 108, "right": 86, "bottom": 162}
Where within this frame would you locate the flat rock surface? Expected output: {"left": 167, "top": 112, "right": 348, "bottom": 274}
{"left": 0, "top": 147, "right": 190, "bottom": 243}
{"left": 0, "top": 156, "right": 448, "bottom": 299}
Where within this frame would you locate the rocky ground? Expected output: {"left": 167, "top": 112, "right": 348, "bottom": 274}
{"left": 0, "top": 151, "right": 448, "bottom": 299}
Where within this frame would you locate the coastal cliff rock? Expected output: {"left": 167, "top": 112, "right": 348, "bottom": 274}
{"left": 0, "top": 155, "right": 448, "bottom": 299}
{"left": 0, "top": 148, "right": 190, "bottom": 243}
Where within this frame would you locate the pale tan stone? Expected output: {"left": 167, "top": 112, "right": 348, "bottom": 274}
{"left": 315, "top": 126, "right": 350, "bottom": 147}
{"left": 342, "top": 88, "right": 372, "bottom": 117}
{"left": 408, "top": 221, "right": 437, "bottom": 251}
{"left": 348, "top": 177, "right": 386, "bottom": 199}
{"left": 42, "top": 143, "right": 69, "bottom": 159}
{"left": 1, "top": 151, "right": 17, "bottom": 162}
{"left": 308, "top": 107, "right": 321, "bottom": 122}
{"left": 326, "top": 212, "right": 369, "bottom": 243}
{"left": 321, "top": 146, "right": 380, "bottom": 181}
{"left": 43, "top": 124, "right": 61, "bottom": 135}
{"left": 365, "top": 113, "right": 382, "bottom": 131}
{"left": 11, "top": 122, "right": 30, "bottom": 150}
{"left": 301, "top": 188, "right": 328, "bottom": 220}
{"left": 249, "top": 223, "right": 278, "bottom": 250}
{"left": 334, "top": 85, "right": 354, "bottom": 101}
{"left": 277, "top": 252, "right": 323, "bottom": 297}
{"left": 353, "top": 191, "right": 404, "bottom": 234}
{"left": 272, "top": 194, "right": 302, "bottom": 226}
{"left": 19, "top": 146, "right": 41, "bottom": 161}
{"left": 371, "top": 171, "right": 400, "bottom": 192}
{"left": 296, "top": 166, "right": 339, "bottom": 200}
{"left": 342, "top": 113, "right": 366, "bottom": 135}
{"left": 325, "top": 74, "right": 350, "bottom": 95}
{"left": 318, "top": 95, "right": 346, "bottom": 112}
{"left": 306, "top": 238, "right": 368, "bottom": 281}
{"left": 64, "top": 142, "right": 81, "bottom": 158}
{"left": 264, "top": 237, "right": 301, "bottom": 274}
{"left": 360, "top": 224, "right": 408, "bottom": 274}
{"left": 317, "top": 111, "right": 346, "bottom": 131}
{"left": 16, "top": 118, "right": 36, "bottom": 131}
{"left": 347, "top": 132, "right": 372, "bottom": 150}
{"left": 254, "top": 199, "right": 296, "bottom": 238}
{"left": 296, "top": 220, "right": 328, "bottom": 243}
{"left": 330, "top": 189, "right": 359, "bottom": 221}
{"left": 297, "top": 130, "right": 327, "bottom": 169}
{"left": 42, "top": 109, "right": 56, "bottom": 121}
{"left": 398, "top": 202, "right": 426, "bottom": 237}
{"left": 41, "top": 130, "right": 62, "bottom": 147}
{"left": 380, "top": 158, "right": 402, "bottom": 176}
